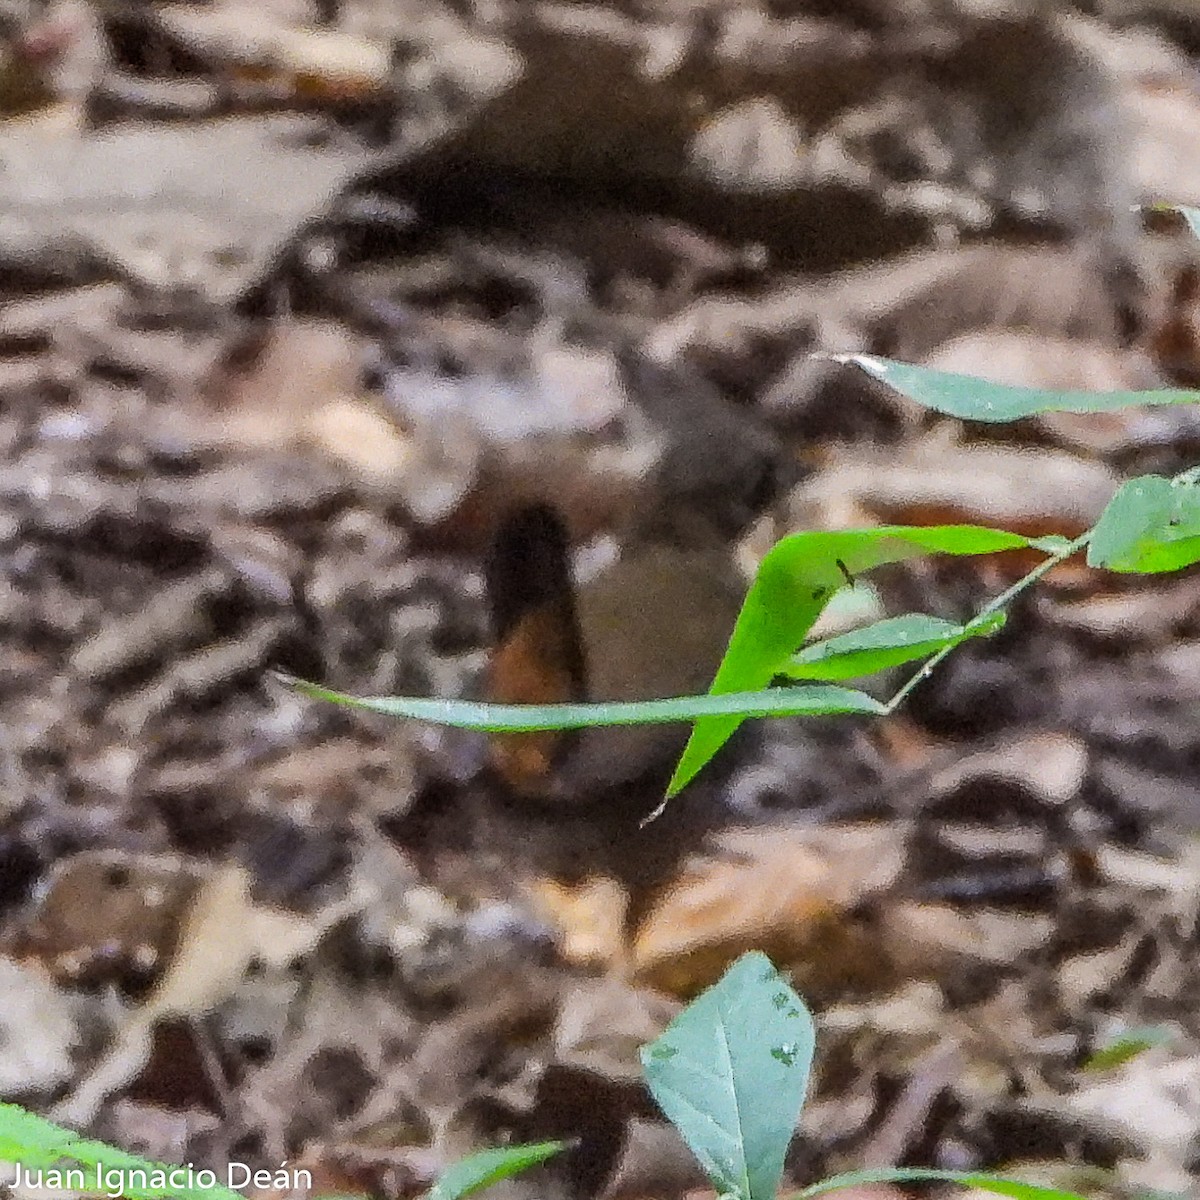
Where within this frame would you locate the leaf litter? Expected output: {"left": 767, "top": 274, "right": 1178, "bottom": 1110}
{"left": 4, "top": 1, "right": 1200, "bottom": 1198}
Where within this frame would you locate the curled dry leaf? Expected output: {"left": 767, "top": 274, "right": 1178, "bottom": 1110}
{"left": 790, "top": 433, "right": 1120, "bottom": 540}
{"left": 213, "top": 319, "right": 409, "bottom": 484}
{"left": 52, "top": 863, "right": 364, "bottom": 1126}
{"left": 152, "top": 3, "right": 391, "bottom": 104}
{"left": 632, "top": 825, "right": 905, "bottom": 999}
{"left": 17, "top": 850, "right": 202, "bottom": 987}
{"left": 528, "top": 877, "right": 628, "bottom": 973}
{"left": 0, "top": 955, "right": 80, "bottom": 1093}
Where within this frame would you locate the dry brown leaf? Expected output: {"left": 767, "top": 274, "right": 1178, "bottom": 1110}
{"left": 215, "top": 319, "right": 426, "bottom": 488}
{"left": 0, "top": 955, "right": 80, "bottom": 1092}
{"left": 790, "top": 433, "right": 1119, "bottom": 539}
{"left": 647, "top": 243, "right": 1119, "bottom": 369}
{"left": 215, "top": 319, "right": 366, "bottom": 444}
{"left": 1065, "top": 1051, "right": 1200, "bottom": 1166}
{"left": 689, "top": 98, "right": 807, "bottom": 188}
{"left": 1057, "top": 934, "right": 1147, "bottom": 1009}
{"left": 602, "top": 1118, "right": 706, "bottom": 1200}
{"left": 154, "top": 4, "right": 390, "bottom": 101}
{"left": 17, "top": 850, "right": 201, "bottom": 985}
{"left": 922, "top": 330, "right": 1162, "bottom": 395}
{"left": 146, "top": 865, "right": 311, "bottom": 1017}
{"left": 881, "top": 902, "right": 1055, "bottom": 976}
{"left": 873, "top": 714, "right": 943, "bottom": 770}
{"left": 53, "top": 863, "right": 364, "bottom": 1126}
{"left": 1050, "top": 585, "right": 1199, "bottom": 643}
{"left": 554, "top": 977, "right": 678, "bottom": 1083}
{"left": 1129, "top": 83, "right": 1200, "bottom": 206}
{"left": 306, "top": 398, "right": 415, "bottom": 483}
{"left": 633, "top": 825, "right": 904, "bottom": 998}
{"left": 0, "top": 114, "right": 374, "bottom": 300}
{"left": 528, "top": 876, "right": 629, "bottom": 972}
{"left": 896, "top": 733, "right": 1089, "bottom": 815}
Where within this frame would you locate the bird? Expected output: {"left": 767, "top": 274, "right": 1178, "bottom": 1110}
{"left": 482, "top": 352, "right": 796, "bottom": 807}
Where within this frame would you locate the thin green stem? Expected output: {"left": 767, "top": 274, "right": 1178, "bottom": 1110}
{"left": 883, "top": 532, "right": 1091, "bottom": 716}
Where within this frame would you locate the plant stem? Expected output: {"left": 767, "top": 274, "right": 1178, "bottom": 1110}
{"left": 883, "top": 532, "right": 1091, "bottom": 715}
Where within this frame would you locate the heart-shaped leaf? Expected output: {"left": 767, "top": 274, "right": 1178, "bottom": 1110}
{"left": 641, "top": 952, "right": 815, "bottom": 1200}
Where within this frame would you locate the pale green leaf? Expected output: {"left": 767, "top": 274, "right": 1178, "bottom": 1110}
{"left": 642, "top": 953, "right": 814, "bottom": 1200}
{"left": 834, "top": 353, "right": 1200, "bottom": 423}
{"left": 782, "top": 612, "right": 1005, "bottom": 681}
{"left": 281, "top": 676, "right": 886, "bottom": 729}
{"left": 793, "top": 1166, "right": 1090, "bottom": 1200}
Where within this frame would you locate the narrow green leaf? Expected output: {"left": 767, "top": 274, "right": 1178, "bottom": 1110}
{"left": 0, "top": 1104, "right": 81, "bottom": 1167}
{"left": 782, "top": 612, "right": 1005, "bottom": 681}
{"left": 833, "top": 352, "right": 1200, "bottom": 423}
{"left": 1087, "top": 475, "right": 1200, "bottom": 572}
{"left": 0, "top": 1103, "right": 242, "bottom": 1200}
{"left": 641, "top": 952, "right": 815, "bottom": 1200}
{"left": 668, "top": 525, "right": 1068, "bottom": 797}
{"left": 793, "top": 1166, "right": 1090, "bottom": 1200}
{"left": 1083, "top": 1025, "right": 1174, "bottom": 1071}
{"left": 281, "top": 675, "right": 885, "bottom": 729}
{"left": 425, "top": 1142, "right": 568, "bottom": 1200}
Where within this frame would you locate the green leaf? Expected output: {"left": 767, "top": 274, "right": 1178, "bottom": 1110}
{"left": 0, "top": 1103, "right": 242, "bottom": 1200}
{"left": 0, "top": 1104, "right": 80, "bottom": 1168}
{"left": 1083, "top": 1025, "right": 1174, "bottom": 1071}
{"left": 1087, "top": 475, "right": 1200, "bottom": 572}
{"left": 792, "top": 1166, "right": 1091, "bottom": 1200}
{"left": 782, "top": 612, "right": 1005, "bottom": 681}
{"left": 833, "top": 353, "right": 1200, "bottom": 423}
{"left": 641, "top": 951, "right": 815, "bottom": 1200}
{"left": 425, "top": 1142, "right": 568, "bottom": 1200}
{"left": 668, "top": 525, "right": 1070, "bottom": 797}
{"left": 281, "top": 675, "right": 886, "bottom": 728}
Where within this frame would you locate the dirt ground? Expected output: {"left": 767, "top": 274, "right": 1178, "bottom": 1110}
{"left": 5, "top": 1, "right": 1200, "bottom": 1198}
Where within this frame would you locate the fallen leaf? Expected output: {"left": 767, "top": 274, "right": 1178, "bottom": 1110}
{"left": 528, "top": 877, "right": 628, "bottom": 972}
{"left": 633, "top": 825, "right": 903, "bottom": 998}
{"left": 52, "top": 863, "right": 364, "bottom": 1126}
{"left": 0, "top": 115, "right": 375, "bottom": 300}
{"left": 790, "top": 433, "right": 1120, "bottom": 540}
{"left": 0, "top": 956, "right": 80, "bottom": 1093}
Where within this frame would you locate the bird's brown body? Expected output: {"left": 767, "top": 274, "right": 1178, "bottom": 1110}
{"left": 486, "top": 519, "right": 748, "bottom": 802}
{"left": 481, "top": 354, "right": 794, "bottom": 804}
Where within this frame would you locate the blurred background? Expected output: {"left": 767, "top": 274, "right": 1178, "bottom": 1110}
{"left": 4, "top": 0, "right": 1200, "bottom": 1197}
